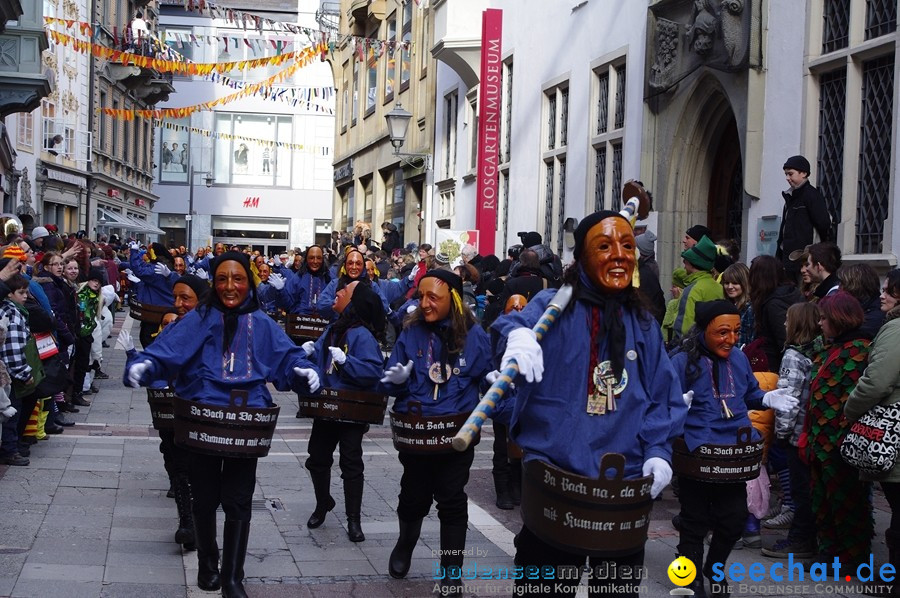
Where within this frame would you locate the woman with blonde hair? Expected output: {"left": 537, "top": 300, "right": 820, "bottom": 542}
{"left": 721, "top": 262, "right": 753, "bottom": 347}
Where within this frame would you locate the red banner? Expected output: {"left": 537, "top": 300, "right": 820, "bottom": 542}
{"left": 474, "top": 9, "right": 502, "bottom": 256}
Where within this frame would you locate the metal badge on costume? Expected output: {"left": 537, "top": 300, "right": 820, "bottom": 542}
{"left": 672, "top": 426, "right": 763, "bottom": 482}
{"left": 587, "top": 360, "right": 628, "bottom": 415}
{"left": 297, "top": 387, "right": 388, "bottom": 425}
{"left": 172, "top": 391, "right": 280, "bottom": 458}
{"left": 520, "top": 454, "right": 654, "bottom": 557}
{"left": 130, "top": 298, "right": 176, "bottom": 324}
{"left": 285, "top": 314, "right": 330, "bottom": 339}
{"left": 390, "top": 401, "right": 472, "bottom": 454}
{"left": 147, "top": 388, "right": 176, "bottom": 431}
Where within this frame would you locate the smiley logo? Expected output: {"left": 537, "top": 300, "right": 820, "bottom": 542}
{"left": 667, "top": 556, "right": 697, "bottom": 586}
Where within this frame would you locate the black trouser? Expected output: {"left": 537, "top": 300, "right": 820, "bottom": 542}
{"left": 15, "top": 390, "right": 38, "bottom": 441}
{"left": 514, "top": 525, "right": 646, "bottom": 598}
{"left": 139, "top": 321, "right": 157, "bottom": 350}
{"left": 882, "top": 482, "right": 900, "bottom": 545}
{"left": 492, "top": 422, "right": 510, "bottom": 474}
{"left": 785, "top": 441, "right": 816, "bottom": 541}
{"left": 1, "top": 389, "right": 20, "bottom": 455}
{"left": 677, "top": 477, "right": 747, "bottom": 576}
{"left": 158, "top": 428, "right": 190, "bottom": 480}
{"left": 72, "top": 336, "right": 92, "bottom": 395}
{"left": 305, "top": 419, "right": 366, "bottom": 482}
{"left": 396, "top": 447, "right": 475, "bottom": 525}
{"left": 189, "top": 452, "right": 258, "bottom": 522}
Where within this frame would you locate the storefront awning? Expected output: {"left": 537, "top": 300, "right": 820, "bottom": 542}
{"left": 122, "top": 214, "right": 165, "bottom": 235}
{"left": 98, "top": 208, "right": 165, "bottom": 235}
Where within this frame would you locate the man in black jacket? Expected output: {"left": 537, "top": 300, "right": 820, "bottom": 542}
{"left": 776, "top": 155, "right": 832, "bottom": 281}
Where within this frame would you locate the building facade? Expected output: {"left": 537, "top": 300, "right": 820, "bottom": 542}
{"left": 427, "top": 0, "right": 898, "bottom": 285}
{"left": 324, "top": 0, "right": 436, "bottom": 249}
{"left": 152, "top": 0, "right": 335, "bottom": 254}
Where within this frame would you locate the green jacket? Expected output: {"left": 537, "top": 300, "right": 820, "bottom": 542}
{"left": 671, "top": 270, "right": 723, "bottom": 338}
{"left": 845, "top": 312, "right": 900, "bottom": 482}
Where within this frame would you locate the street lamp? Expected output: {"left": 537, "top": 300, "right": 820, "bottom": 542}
{"left": 188, "top": 167, "right": 214, "bottom": 250}
{"left": 384, "top": 103, "right": 433, "bottom": 245}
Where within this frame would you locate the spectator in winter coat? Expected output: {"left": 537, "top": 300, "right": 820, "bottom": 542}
{"left": 776, "top": 155, "right": 832, "bottom": 281}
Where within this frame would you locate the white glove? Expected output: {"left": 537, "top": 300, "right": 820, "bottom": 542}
{"left": 127, "top": 360, "right": 152, "bottom": 388}
{"left": 406, "top": 304, "right": 417, "bottom": 314}
{"left": 154, "top": 263, "right": 171, "bottom": 277}
{"left": 268, "top": 272, "right": 285, "bottom": 290}
{"left": 126, "top": 270, "right": 140, "bottom": 284}
{"left": 195, "top": 269, "right": 209, "bottom": 280}
{"left": 380, "top": 359, "right": 413, "bottom": 385}
{"left": 1, "top": 405, "right": 16, "bottom": 420}
{"left": 642, "top": 457, "right": 672, "bottom": 499}
{"left": 683, "top": 390, "right": 694, "bottom": 408}
{"left": 185, "top": 254, "right": 195, "bottom": 264}
{"left": 301, "top": 341, "right": 315, "bottom": 357}
{"left": 116, "top": 329, "right": 135, "bottom": 352}
{"left": 408, "top": 263, "right": 420, "bottom": 281}
{"left": 293, "top": 367, "right": 320, "bottom": 393}
{"left": 129, "top": 241, "right": 140, "bottom": 250}
{"left": 328, "top": 346, "right": 347, "bottom": 365}
{"left": 485, "top": 370, "right": 501, "bottom": 385}
{"left": 501, "top": 328, "right": 543, "bottom": 383}
{"left": 762, "top": 387, "right": 799, "bottom": 412}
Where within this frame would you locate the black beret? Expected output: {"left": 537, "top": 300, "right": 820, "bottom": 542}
{"left": 695, "top": 300, "right": 740, "bottom": 331}
{"left": 419, "top": 269, "right": 464, "bottom": 298}
{"left": 573, "top": 210, "right": 629, "bottom": 259}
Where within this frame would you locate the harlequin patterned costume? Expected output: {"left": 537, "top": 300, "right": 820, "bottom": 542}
{"left": 805, "top": 337, "right": 873, "bottom": 567}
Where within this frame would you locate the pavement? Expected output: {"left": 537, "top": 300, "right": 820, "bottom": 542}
{"left": 0, "top": 314, "right": 890, "bottom": 597}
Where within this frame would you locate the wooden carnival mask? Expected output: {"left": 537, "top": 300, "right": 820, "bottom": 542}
{"left": 582, "top": 217, "right": 636, "bottom": 292}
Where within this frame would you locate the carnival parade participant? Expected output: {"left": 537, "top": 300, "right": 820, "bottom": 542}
{"left": 316, "top": 249, "right": 391, "bottom": 321}
{"left": 379, "top": 270, "right": 490, "bottom": 597}
{"left": 125, "top": 252, "right": 321, "bottom": 598}
{"left": 266, "top": 245, "right": 332, "bottom": 316}
{"left": 300, "top": 280, "right": 385, "bottom": 542}
{"left": 669, "top": 300, "right": 797, "bottom": 597}
{"left": 128, "top": 242, "right": 178, "bottom": 348}
{"left": 492, "top": 209, "right": 686, "bottom": 598}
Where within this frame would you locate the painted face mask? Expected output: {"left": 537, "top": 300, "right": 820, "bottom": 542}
{"left": 582, "top": 217, "right": 636, "bottom": 292}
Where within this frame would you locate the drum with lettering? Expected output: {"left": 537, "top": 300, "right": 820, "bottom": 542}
{"left": 285, "top": 314, "right": 330, "bottom": 340}
{"left": 147, "top": 388, "right": 176, "bottom": 431}
{"left": 520, "top": 453, "right": 654, "bottom": 557}
{"left": 172, "top": 390, "right": 280, "bottom": 458}
{"left": 297, "top": 387, "right": 388, "bottom": 425}
{"left": 672, "top": 426, "right": 764, "bottom": 482}
{"left": 390, "top": 401, "right": 472, "bottom": 454}
{"left": 130, "top": 299, "right": 175, "bottom": 324}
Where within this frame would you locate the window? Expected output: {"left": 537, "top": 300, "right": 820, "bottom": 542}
{"left": 501, "top": 59, "right": 513, "bottom": 164}
{"left": 823, "top": 0, "right": 851, "bottom": 53}
{"left": 159, "top": 117, "right": 190, "bottom": 183}
{"left": 161, "top": 27, "right": 193, "bottom": 66}
{"left": 591, "top": 57, "right": 626, "bottom": 211}
{"left": 542, "top": 81, "right": 569, "bottom": 253}
{"left": 99, "top": 90, "right": 108, "bottom": 153}
{"left": 112, "top": 99, "right": 120, "bottom": 156}
{"left": 352, "top": 59, "right": 359, "bottom": 126}
{"left": 362, "top": 176, "right": 373, "bottom": 223}
{"left": 400, "top": 1, "right": 412, "bottom": 90}
{"left": 346, "top": 185, "right": 355, "bottom": 230}
{"left": 16, "top": 112, "right": 33, "bottom": 152}
{"left": 865, "top": 0, "right": 897, "bottom": 39}
{"left": 816, "top": 68, "right": 846, "bottom": 242}
{"left": 365, "top": 25, "right": 378, "bottom": 115}
{"left": 385, "top": 15, "right": 397, "bottom": 102}
{"left": 213, "top": 113, "right": 293, "bottom": 187}
{"left": 467, "top": 91, "right": 478, "bottom": 171}
{"left": 443, "top": 91, "right": 458, "bottom": 179}
{"left": 125, "top": 118, "right": 132, "bottom": 164}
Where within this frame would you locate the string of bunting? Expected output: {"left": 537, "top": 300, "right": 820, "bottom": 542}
{"left": 48, "top": 29, "right": 322, "bottom": 75}
{"left": 159, "top": 120, "right": 331, "bottom": 154}
{"left": 101, "top": 56, "right": 317, "bottom": 120}
{"left": 206, "top": 71, "right": 335, "bottom": 114}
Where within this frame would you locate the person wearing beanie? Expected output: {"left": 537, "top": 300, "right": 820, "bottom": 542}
{"left": 777, "top": 154, "right": 832, "bottom": 281}
{"left": 2, "top": 245, "right": 27, "bottom": 264}
{"left": 126, "top": 250, "right": 321, "bottom": 598}
{"left": 300, "top": 281, "right": 385, "bottom": 544}
{"left": 128, "top": 239, "right": 180, "bottom": 348}
{"left": 634, "top": 231, "right": 666, "bottom": 324}
{"left": 668, "top": 300, "right": 798, "bottom": 595}
{"left": 671, "top": 235, "right": 725, "bottom": 340}
{"left": 28, "top": 227, "right": 49, "bottom": 250}
{"left": 684, "top": 224, "right": 712, "bottom": 250}
{"left": 379, "top": 269, "right": 491, "bottom": 596}
{"left": 493, "top": 209, "right": 686, "bottom": 598}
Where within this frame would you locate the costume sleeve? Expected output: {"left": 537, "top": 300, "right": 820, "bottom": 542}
{"left": 256, "top": 282, "right": 279, "bottom": 307}
{"left": 740, "top": 353, "right": 766, "bottom": 410}
{"left": 378, "top": 279, "right": 408, "bottom": 305}
{"left": 643, "top": 343, "right": 688, "bottom": 462}
{"left": 845, "top": 323, "right": 900, "bottom": 422}
{"left": 258, "top": 316, "right": 320, "bottom": 394}
{"left": 129, "top": 249, "right": 155, "bottom": 279}
{"left": 336, "top": 328, "right": 384, "bottom": 387}
{"left": 139, "top": 310, "right": 208, "bottom": 384}
{"left": 316, "top": 280, "right": 338, "bottom": 320}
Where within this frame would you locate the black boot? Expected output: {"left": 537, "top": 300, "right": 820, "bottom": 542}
{"left": 194, "top": 510, "right": 220, "bottom": 591}
{"left": 173, "top": 475, "right": 196, "bottom": 551}
{"left": 493, "top": 471, "right": 514, "bottom": 510}
{"left": 438, "top": 523, "right": 468, "bottom": 597}
{"left": 389, "top": 518, "right": 423, "bottom": 579}
{"left": 705, "top": 538, "right": 734, "bottom": 598}
{"left": 220, "top": 520, "right": 250, "bottom": 598}
{"left": 509, "top": 459, "right": 522, "bottom": 506}
{"left": 865, "top": 530, "right": 900, "bottom": 596}
{"left": 306, "top": 471, "right": 335, "bottom": 529}
{"left": 344, "top": 477, "right": 365, "bottom": 542}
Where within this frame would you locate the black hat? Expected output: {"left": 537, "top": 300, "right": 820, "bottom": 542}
{"left": 695, "top": 300, "right": 740, "bottom": 331}
{"left": 518, "top": 231, "right": 543, "bottom": 248}
{"left": 573, "top": 210, "right": 630, "bottom": 259}
{"left": 783, "top": 155, "right": 811, "bottom": 174}
{"left": 349, "top": 282, "right": 385, "bottom": 336}
{"left": 420, "top": 269, "right": 464, "bottom": 297}
{"left": 686, "top": 225, "right": 712, "bottom": 244}
{"left": 175, "top": 274, "right": 211, "bottom": 303}
{"left": 150, "top": 242, "right": 174, "bottom": 267}
{"left": 87, "top": 267, "right": 106, "bottom": 283}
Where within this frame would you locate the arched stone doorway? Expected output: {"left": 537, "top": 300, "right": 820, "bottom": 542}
{"left": 707, "top": 117, "right": 743, "bottom": 247}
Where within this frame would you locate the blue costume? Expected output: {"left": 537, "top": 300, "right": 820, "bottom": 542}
{"left": 492, "top": 289, "right": 686, "bottom": 479}
{"left": 134, "top": 306, "right": 318, "bottom": 406}
{"left": 277, "top": 270, "right": 331, "bottom": 315}
{"left": 375, "top": 277, "right": 412, "bottom": 306}
{"left": 256, "top": 281, "right": 280, "bottom": 313}
{"left": 317, "top": 276, "right": 390, "bottom": 321}
{"left": 312, "top": 326, "right": 384, "bottom": 389}
{"left": 380, "top": 319, "right": 491, "bottom": 416}
{"left": 129, "top": 249, "right": 178, "bottom": 306}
